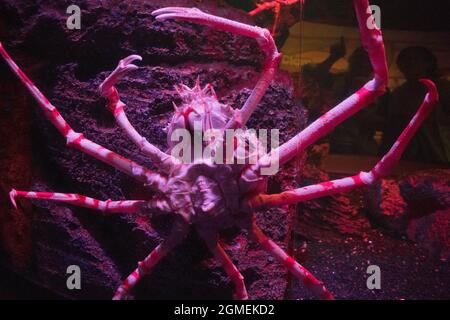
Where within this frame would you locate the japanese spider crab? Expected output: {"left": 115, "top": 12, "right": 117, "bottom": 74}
{"left": 1, "top": 0, "right": 438, "bottom": 300}
{"left": 249, "top": 0, "right": 303, "bottom": 36}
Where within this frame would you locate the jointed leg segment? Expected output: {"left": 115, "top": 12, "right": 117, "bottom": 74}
{"left": 113, "top": 243, "right": 165, "bottom": 300}
{"left": 203, "top": 238, "right": 248, "bottom": 300}
{"left": 249, "top": 79, "right": 439, "bottom": 208}
{"left": 113, "top": 218, "right": 189, "bottom": 300}
{"left": 212, "top": 244, "right": 248, "bottom": 300}
{"left": 0, "top": 43, "right": 165, "bottom": 190}
{"left": 152, "top": 7, "right": 282, "bottom": 130}
{"left": 258, "top": 0, "right": 389, "bottom": 169}
{"left": 251, "top": 221, "right": 334, "bottom": 300}
{"left": 99, "top": 55, "right": 179, "bottom": 171}
{"left": 9, "top": 190, "right": 145, "bottom": 214}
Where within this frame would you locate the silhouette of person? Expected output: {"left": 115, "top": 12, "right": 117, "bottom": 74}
{"left": 301, "top": 37, "right": 346, "bottom": 121}
{"left": 382, "top": 47, "right": 449, "bottom": 164}
{"left": 330, "top": 46, "right": 387, "bottom": 155}
{"left": 302, "top": 41, "right": 387, "bottom": 155}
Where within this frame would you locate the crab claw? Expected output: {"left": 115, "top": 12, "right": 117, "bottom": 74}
{"left": 117, "top": 55, "right": 142, "bottom": 74}
{"left": 419, "top": 79, "right": 439, "bottom": 104}
{"left": 152, "top": 7, "right": 225, "bottom": 29}
{"left": 9, "top": 189, "right": 18, "bottom": 209}
{"left": 152, "top": 7, "right": 203, "bottom": 22}
{"left": 99, "top": 54, "right": 142, "bottom": 97}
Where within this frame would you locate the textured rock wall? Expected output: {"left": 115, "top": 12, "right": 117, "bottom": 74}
{"left": 366, "top": 169, "right": 450, "bottom": 261}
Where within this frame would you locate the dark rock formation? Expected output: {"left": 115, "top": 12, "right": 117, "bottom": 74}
{"left": 366, "top": 169, "right": 450, "bottom": 260}
{"left": 407, "top": 210, "right": 450, "bottom": 262}
{"left": 288, "top": 165, "right": 449, "bottom": 299}
{"left": 0, "top": 0, "right": 306, "bottom": 299}
{"left": 402, "top": 170, "right": 450, "bottom": 262}
{"left": 400, "top": 169, "right": 450, "bottom": 219}
{"left": 295, "top": 165, "right": 372, "bottom": 242}
{"left": 366, "top": 179, "right": 409, "bottom": 234}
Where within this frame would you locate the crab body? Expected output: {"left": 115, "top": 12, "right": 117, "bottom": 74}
{"left": 160, "top": 81, "right": 267, "bottom": 230}
{"left": 1, "top": 0, "right": 439, "bottom": 301}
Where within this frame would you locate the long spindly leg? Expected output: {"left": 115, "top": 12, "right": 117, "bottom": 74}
{"left": 152, "top": 7, "right": 282, "bottom": 129}
{"left": 113, "top": 218, "right": 189, "bottom": 300}
{"left": 249, "top": 2, "right": 278, "bottom": 17}
{"left": 271, "top": 3, "right": 281, "bottom": 36}
{"left": 212, "top": 243, "right": 249, "bottom": 300}
{"left": 99, "top": 55, "right": 179, "bottom": 171}
{"left": 9, "top": 189, "right": 145, "bottom": 214}
{"left": 249, "top": 80, "right": 439, "bottom": 208}
{"left": 0, "top": 43, "right": 165, "bottom": 189}
{"left": 250, "top": 1, "right": 302, "bottom": 36}
{"left": 258, "top": 0, "right": 389, "bottom": 169}
{"left": 200, "top": 234, "right": 248, "bottom": 300}
{"left": 250, "top": 221, "right": 334, "bottom": 300}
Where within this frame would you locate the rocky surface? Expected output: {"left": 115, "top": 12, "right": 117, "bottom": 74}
{"left": 407, "top": 210, "right": 450, "bottom": 262}
{"left": 366, "top": 169, "right": 450, "bottom": 261}
{"left": 287, "top": 165, "right": 449, "bottom": 299}
{"left": 366, "top": 179, "right": 410, "bottom": 234}
{"left": 0, "top": 0, "right": 306, "bottom": 299}
{"left": 400, "top": 170, "right": 450, "bottom": 219}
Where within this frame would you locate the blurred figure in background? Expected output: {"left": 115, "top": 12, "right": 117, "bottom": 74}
{"left": 301, "top": 38, "right": 346, "bottom": 121}
{"left": 382, "top": 47, "right": 450, "bottom": 165}
{"left": 301, "top": 39, "right": 387, "bottom": 155}
{"left": 329, "top": 46, "right": 387, "bottom": 155}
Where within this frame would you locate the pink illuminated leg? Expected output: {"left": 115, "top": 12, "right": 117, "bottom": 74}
{"left": 113, "top": 244, "right": 165, "bottom": 300}
{"left": 99, "top": 55, "right": 179, "bottom": 171}
{"left": 9, "top": 189, "right": 145, "bottom": 214}
{"left": 0, "top": 43, "right": 165, "bottom": 189}
{"left": 250, "top": 1, "right": 301, "bottom": 36}
{"left": 249, "top": 2, "right": 278, "bottom": 16}
{"left": 271, "top": 3, "right": 281, "bottom": 35}
{"left": 251, "top": 222, "right": 334, "bottom": 300}
{"left": 249, "top": 80, "right": 439, "bottom": 208}
{"left": 152, "top": 7, "right": 282, "bottom": 129}
{"left": 259, "top": 0, "right": 389, "bottom": 168}
{"left": 205, "top": 241, "right": 248, "bottom": 300}
{"left": 113, "top": 219, "right": 189, "bottom": 300}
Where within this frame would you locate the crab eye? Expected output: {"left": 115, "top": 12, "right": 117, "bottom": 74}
{"left": 187, "top": 111, "right": 203, "bottom": 130}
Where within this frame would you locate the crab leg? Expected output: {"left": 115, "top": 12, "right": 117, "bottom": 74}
{"left": 249, "top": 1, "right": 301, "bottom": 16}
{"left": 211, "top": 244, "right": 248, "bottom": 300}
{"left": 250, "top": 1, "right": 302, "bottom": 36}
{"left": 249, "top": 2, "right": 278, "bottom": 16}
{"left": 251, "top": 221, "right": 334, "bottom": 300}
{"left": 259, "top": 0, "right": 389, "bottom": 168}
{"left": 152, "top": 7, "right": 282, "bottom": 129}
{"left": 113, "top": 218, "right": 189, "bottom": 300}
{"left": 204, "top": 240, "right": 248, "bottom": 300}
{"left": 271, "top": 3, "right": 282, "bottom": 36}
{"left": 113, "top": 244, "right": 164, "bottom": 300}
{"left": 0, "top": 43, "right": 165, "bottom": 189}
{"left": 9, "top": 189, "right": 145, "bottom": 213}
{"left": 99, "top": 55, "right": 179, "bottom": 171}
{"left": 249, "top": 80, "right": 439, "bottom": 208}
